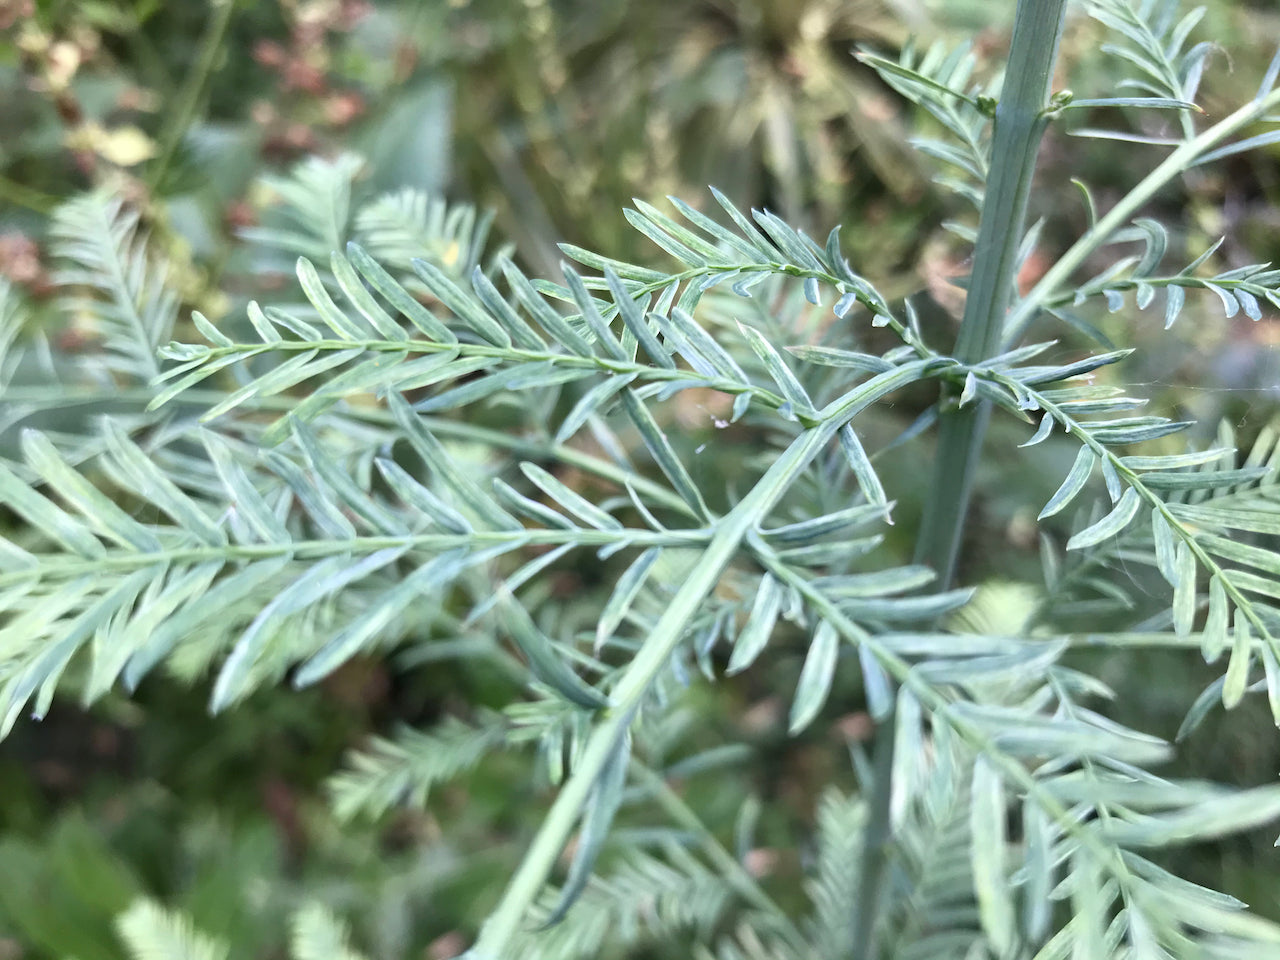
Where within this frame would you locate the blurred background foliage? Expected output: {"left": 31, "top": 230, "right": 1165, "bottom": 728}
{"left": 0, "top": 0, "right": 1278, "bottom": 957}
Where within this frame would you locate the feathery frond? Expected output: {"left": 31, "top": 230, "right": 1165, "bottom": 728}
{"left": 326, "top": 713, "right": 510, "bottom": 822}
{"left": 1009, "top": 371, "right": 1280, "bottom": 712}
{"left": 290, "top": 902, "right": 369, "bottom": 960}
{"left": 1044, "top": 223, "right": 1280, "bottom": 329}
{"left": 355, "top": 186, "right": 506, "bottom": 277}
{"left": 241, "top": 153, "right": 366, "bottom": 263}
{"left": 510, "top": 842, "right": 735, "bottom": 960}
{"left": 50, "top": 193, "right": 177, "bottom": 384}
{"left": 8, "top": 4, "right": 1280, "bottom": 952}
{"left": 1084, "top": 0, "right": 1213, "bottom": 138}
{"left": 115, "top": 900, "right": 229, "bottom": 960}
{"left": 856, "top": 41, "right": 997, "bottom": 209}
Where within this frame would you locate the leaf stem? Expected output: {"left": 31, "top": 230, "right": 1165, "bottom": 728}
{"left": 0, "top": 174, "right": 58, "bottom": 214}
{"left": 0, "top": 528, "right": 709, "bottom": 590}
{"left": 469, "top": 420, "right": 841, "bottom": 957}
{"left": 1003, "top": 84, "right": 1280, "bottom": 347}
{"left": 468, "top": 360, "right": 940, "bottom": 957}
{"left": 147, "top": 0, "right": 236, "bottom": 190}
{"left": 156, "top": 335, "right": 794, "bottom": 418}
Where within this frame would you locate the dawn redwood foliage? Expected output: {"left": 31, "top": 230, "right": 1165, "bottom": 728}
{"left": 3, "top": 1, "right": 1280, "bottom": 958}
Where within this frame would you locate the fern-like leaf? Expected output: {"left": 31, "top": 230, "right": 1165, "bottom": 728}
{"left": 114, "top": 899, "right": 229, "bottom": 960}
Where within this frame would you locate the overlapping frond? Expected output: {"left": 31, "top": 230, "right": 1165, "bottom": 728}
{"left": 855, "top": 41, "right": 997, "bottom": 209}
{"left": 0, "top": 279, "right": 52, "bottom": 459}
{"left": 1061, "top": 0, "right": 1240, "bottom": 148}
{"left": 746, "top": 508, "right": 1280, "bottom": 959}
{"left": 510, "top": 842, "right": 734, "bottom": 960}
{"left": 240, "top": 153, "right": 366, "bottom": 263}
{"left": 289, "top": 902, "right": 369, "bottom": 960}
{"left": 1013, "top": 675, "right": 1280, "bottom": 960}
{"left": 698, "top": 926, "right": 801, "bottom": 960}
{"left": 153, "top": 190, "right": 935, "bottom": 546}
{"left": 4, "top": 182, "right": 950, "bottom": 775}
{"left": 156, "top": 238, "right": 778, "bottom": 448}
{"left": 559, "top": 190, "right": 903, "bottom": 336}
{"left": 355, "top": 186, "right": 506, "bottom": 277}
{"left": 1007, "top": 367, "right": 1280, "bottom": 710}
{"left": 879, "top": 756, "right": 983, "bottom": 960}
{"left": 931, "top": 318, "right": 1280, "bottom": 724}
{"left": 0, "top": 396, "right": 715, "bottom": 731}
{"left": 4, "top": 362, "right": 938, "bottom": 769}
{"left": 805, "top": 788, "right": 865, "bottom": 957}
{"left": 924, "top": 400, "right": 1280, "bottom": 955}
{"left": 50, "top": 193, "right": 178, "bottom": 385}
{"left": 27, "top": 189, "right": 1277, "bottom": 959}
{"left": 240, "top": 153, "right": 513, "bottom": 300}
{"left": 0, "top": 196, "right": 193, "bottom": 485}
{"left": 6, "top": 185, "right": 983, "bottom": 960}
{"left": 113, "top": 899, "right": 370, "bottom": 960}
{"left": 7, "top": 15, "right": 1280, "bottom": 947}
{"left": 0, "top": 279, "right": 25, "bottom": 391}
{"left": 326, "top": 712, "right": 510, "bottom": 822}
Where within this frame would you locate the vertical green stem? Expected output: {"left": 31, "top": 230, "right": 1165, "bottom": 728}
{"left": 852, "top": 4, "right": 1069, "bottom": 959}
{"left": 915, "top": 0, "right": 1069, "bottom": 586}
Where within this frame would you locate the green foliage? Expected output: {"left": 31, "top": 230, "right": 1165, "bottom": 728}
{"left": 0, "top": 815, "right": 144, "bottom": 960}
{"left": 2, "top": 1, "right": 1280, "bottom": 959}
{"left": 854, "top": 39, "right": 998, "bottom": 209}
{"left": 116, "top": 899, "right": 229, "bottom": 960}
{"left": 113, "top": 899, "right": 371, "bottom": 960}
{"left": 288, "top": 903, "right": 370, "bottom": 960}
{"left": 327, "top": 713, "right": 509, "bottom": 823}
{"left": 508, "top": 842, "right": 736, "bottom": 960}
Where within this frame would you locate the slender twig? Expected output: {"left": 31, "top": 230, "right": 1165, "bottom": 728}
{"left": 147, "top": 0, "right": 237, "bottom": 190}
{"left": 0, "top": 175, "right": 59, "bottom": 214}
{"left": 1002, "top": 84, "right": 1280, "bottom": 348}
{"left": 0, "top": 529, "right": 708, "bottom": 591}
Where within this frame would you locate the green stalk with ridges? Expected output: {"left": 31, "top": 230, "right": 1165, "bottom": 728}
{"left": 855, "top": 4, "right": 1070, "bottom": 959}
